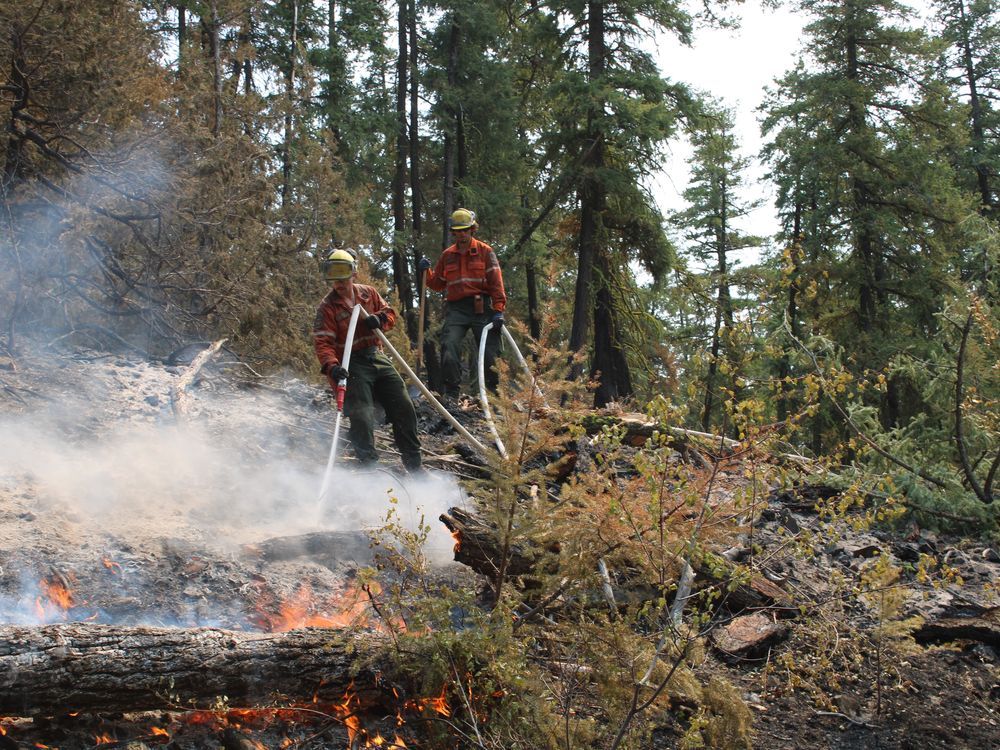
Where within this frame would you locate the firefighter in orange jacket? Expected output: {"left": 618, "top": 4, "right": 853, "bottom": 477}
{"left": 314, "top": 249, "right": 422, "bottom": 472}
{"left": 419, "top": 209, "right": 507, "bottom": 397}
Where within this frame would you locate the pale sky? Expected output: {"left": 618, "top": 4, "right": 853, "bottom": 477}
{"left": 652, "top": 1, "right": 935, "bottom": 261}
{"left": 651, "top": 4, "right": 806, "bottom": 254}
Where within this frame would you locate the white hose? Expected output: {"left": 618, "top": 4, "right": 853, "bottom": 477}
{"left": 357, "top": 305, "right": 491, "bottom": 459}
{"left": 501, "top": 325, "right": 548, "bottom": 408}
{"left": 317, "top": 303, "right": 362, "bottom": 512}
{"left": 478, "top": 322, "right": 508, "bottom": 458}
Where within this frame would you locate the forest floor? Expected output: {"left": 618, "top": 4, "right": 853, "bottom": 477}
{"left": 0, "top": 337, "right": 997, "bottom": 749}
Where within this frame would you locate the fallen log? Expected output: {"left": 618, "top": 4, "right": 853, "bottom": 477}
{"left": 440, "top": 507, "right": 555, "bottom": 577}
{"left": 913, "top": 608, "right": 1000, "bottom": 649}
{"left": 0, "top": 623, "right": 379, "bottom": 717}
{"left": 242, "top": 530, "right": 374, "bottom": 564}
{"left": 440, "top": 507, "right": 794, "bottom": 614}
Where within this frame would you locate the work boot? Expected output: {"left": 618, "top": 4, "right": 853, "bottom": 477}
{"left": 402, "top": 452, "right": 423, "bottom": 474}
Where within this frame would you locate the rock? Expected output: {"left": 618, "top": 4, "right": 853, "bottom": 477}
{"left": 982, "top": 548, "right": 1000, "bottom": 564}
{"left": 710, "top": 612, "right": 789, "bottom": 661}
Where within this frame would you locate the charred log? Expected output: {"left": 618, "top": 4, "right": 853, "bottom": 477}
{"left": 440, "top": 507, "right": 794, "bottom": 614}
{"left": 440, "top": 507, "right": 555, "bottom": 577}
{"left": 0, "top": 623, "right": 380, "bottom": 717}
{"left": 242, "top": 531, "right": 374, "bottom": 564}
{"left": 913, "top": 608, "right": 1000, "bottom": 649}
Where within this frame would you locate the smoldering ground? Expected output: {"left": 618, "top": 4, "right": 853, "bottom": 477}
{"left": 0, "top": 345, "right": 468, "bottom": 627}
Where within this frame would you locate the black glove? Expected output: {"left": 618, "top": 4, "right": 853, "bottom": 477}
{"left": 328, "top": 365, "right": 349, "bottom": 382}
{"left": 364, "top": 314, "right": 383, "bottom": 330}
{"left": 491, "top": 311, "right": 505, "bottom": 329}
{"left": 418, "top": 257, "right": 432, "bottom": 272}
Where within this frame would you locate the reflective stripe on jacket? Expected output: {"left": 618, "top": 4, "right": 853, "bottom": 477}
{"left": 426, "top": 238, "right": 506, "bottom": 312}
{"left": 313, "top": 284, "right": 397, "bottom": 372}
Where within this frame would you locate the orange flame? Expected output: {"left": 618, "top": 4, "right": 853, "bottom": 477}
{"left": 101, "top": 557, "right": 122, "bottom": 574}
{"left": 94, "top": 733, "right": 115, "bottom": 744}
{"left": 450, "top": 529, "right": 462, "bottom": 553}
{"left": 150, "top": 726, "right": 169, "bottom": 737}
{"left": 258, "top": 584, "right": 370, "bottom": 632}
{"left": 34, "top": 576, "right": 77, "bottom": 621}
{"left": 405, "top": 685, "right": 452, "bottom": 718}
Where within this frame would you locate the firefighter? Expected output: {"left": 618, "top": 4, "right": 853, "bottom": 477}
{"left": 419, "top": 208, "right": 507, "bottom": 398}
{"left": 313, "top": 249, "right": 422, "bottom": 472}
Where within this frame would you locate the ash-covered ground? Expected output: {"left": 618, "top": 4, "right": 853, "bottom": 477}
{"left": 0, "top": 339, "right": 467, "bottom": 631}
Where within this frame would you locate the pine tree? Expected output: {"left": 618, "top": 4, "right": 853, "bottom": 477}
{"left": 761, "top": 0, "right": 969, "bottom": 431}
{"left": 673, "top": 103, "right": 760, "bottom": 431}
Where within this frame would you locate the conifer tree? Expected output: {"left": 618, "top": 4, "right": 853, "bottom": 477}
{"left": 541, "top": 0, "right": 694, "bottom": 406}
{"left": 761, "top": 0, "right": 969, "bottom": 431}
{"left": 673, "top": 103, "right": 760, "bottom": 431}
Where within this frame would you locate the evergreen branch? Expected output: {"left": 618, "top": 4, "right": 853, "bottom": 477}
{"left": 784, "top": 316, "right": 951, "bottom": 492}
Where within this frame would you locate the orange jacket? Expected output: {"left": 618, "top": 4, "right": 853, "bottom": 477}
{"left": 313, "top": 283, "right": 396, "bottom": 373}
{"left": 426, "top": 238, "right": 506, "bottom": 312}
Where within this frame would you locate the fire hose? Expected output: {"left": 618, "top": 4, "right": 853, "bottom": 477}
{"left": 318, "top": 305, "right": 544, "bottom": 496}
{"left": 477, "top": 322, "right": 508, "bottom": 458}
{"left": 476, "top": 321, "right": 549, "bottom": 457}
{"left": 317, "top": 303, "right": 361, "bottom": 509}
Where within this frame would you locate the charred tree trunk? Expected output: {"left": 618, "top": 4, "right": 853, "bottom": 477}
{"left": 0, "top": 623, "right": 379, "bottom": 717}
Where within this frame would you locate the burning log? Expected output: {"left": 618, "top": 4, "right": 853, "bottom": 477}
{"left": 439, "top": 507, "right": 555, "bottom": 577}
{"left": 0, "top": 623, "right": 380, "bottom": 718}
{"left": 440, "top": 507, "right": 794, "bottom": 615}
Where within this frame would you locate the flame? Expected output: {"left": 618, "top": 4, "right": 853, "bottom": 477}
{"left": 450, "top": 529, "right": 462, "bottom": 553}
{"left": 150, "top": 726, "right": 169, "bottom": 737}
{"left": 257, "top": 584, "right": 370, "bottom": 633}
{"left": 405, "top": 685, "right": 452, "bottom": 718}
{"left": 94, "top": 733, "right": 115, "bottom": 744}
{"left": 101, "top": 557, "right": 122, "bottom": 574}
{"left": 334, "top": 686, "right": 364, "bottom": 744}
{"left": 427, "top": 685, "right": 452, "bottom": 717}
{"left": 34, "top": 576, "right": 77, "bottom": 622}
{"left": 392, "top": 735, "right": 408, "bottom": 748}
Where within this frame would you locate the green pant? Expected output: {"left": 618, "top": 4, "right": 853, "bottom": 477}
{"left": 343, "top": 349, "right": 422, "bottom": 470}
{"left": 440, "top": 297, "right": 500, "bottom": 394}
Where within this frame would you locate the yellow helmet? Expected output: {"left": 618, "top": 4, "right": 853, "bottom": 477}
{"left": 321, "top": 248, "right": 356, "bottom": 281}
{"left": 450, "top": 208, "right": 478, "bottom": 231}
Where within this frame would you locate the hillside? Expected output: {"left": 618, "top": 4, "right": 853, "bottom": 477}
{"left": 0, "top": 340, "right": 997, "bottom": 748}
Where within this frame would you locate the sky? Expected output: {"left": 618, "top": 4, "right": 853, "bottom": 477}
{"left": 650, "top": 3, "right": 807, "bottom": 254}
{"left": 651, "top": 1, "right": 936, "bottom": 260}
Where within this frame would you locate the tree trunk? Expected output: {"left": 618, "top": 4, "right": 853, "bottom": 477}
{"left": 0, "top": 623, "right": 379, "bottom": 717}
{"left": 568, "top": 2, "right": 607, "bottom": 382}
{"left": 591, "top": 252, "right": 631, "bottom": 406}
{"left": 280, "top": 0, "right": 299, "bottom": 216}
{"left": 441, "top": 18, "right": 460, "bottom": 249}
{"left": 209, "top": 0, "right": 222, "bottom": 137}
{"left": 956, "top": 0, "right": 993, "bottom": 210}
{"left": 404, "top": 0, "right": 421, "bottom": 341}
{"left": 390, "top": 0, "right": 413, "bottom": 320}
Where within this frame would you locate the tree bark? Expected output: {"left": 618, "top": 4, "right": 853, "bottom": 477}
{"left": 0, "top": 623, "right": 379, "bottom": 717}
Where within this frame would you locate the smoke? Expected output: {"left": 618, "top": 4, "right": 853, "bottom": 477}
{"left": 0, "top": 348, "right": 466, "bottom": 566}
